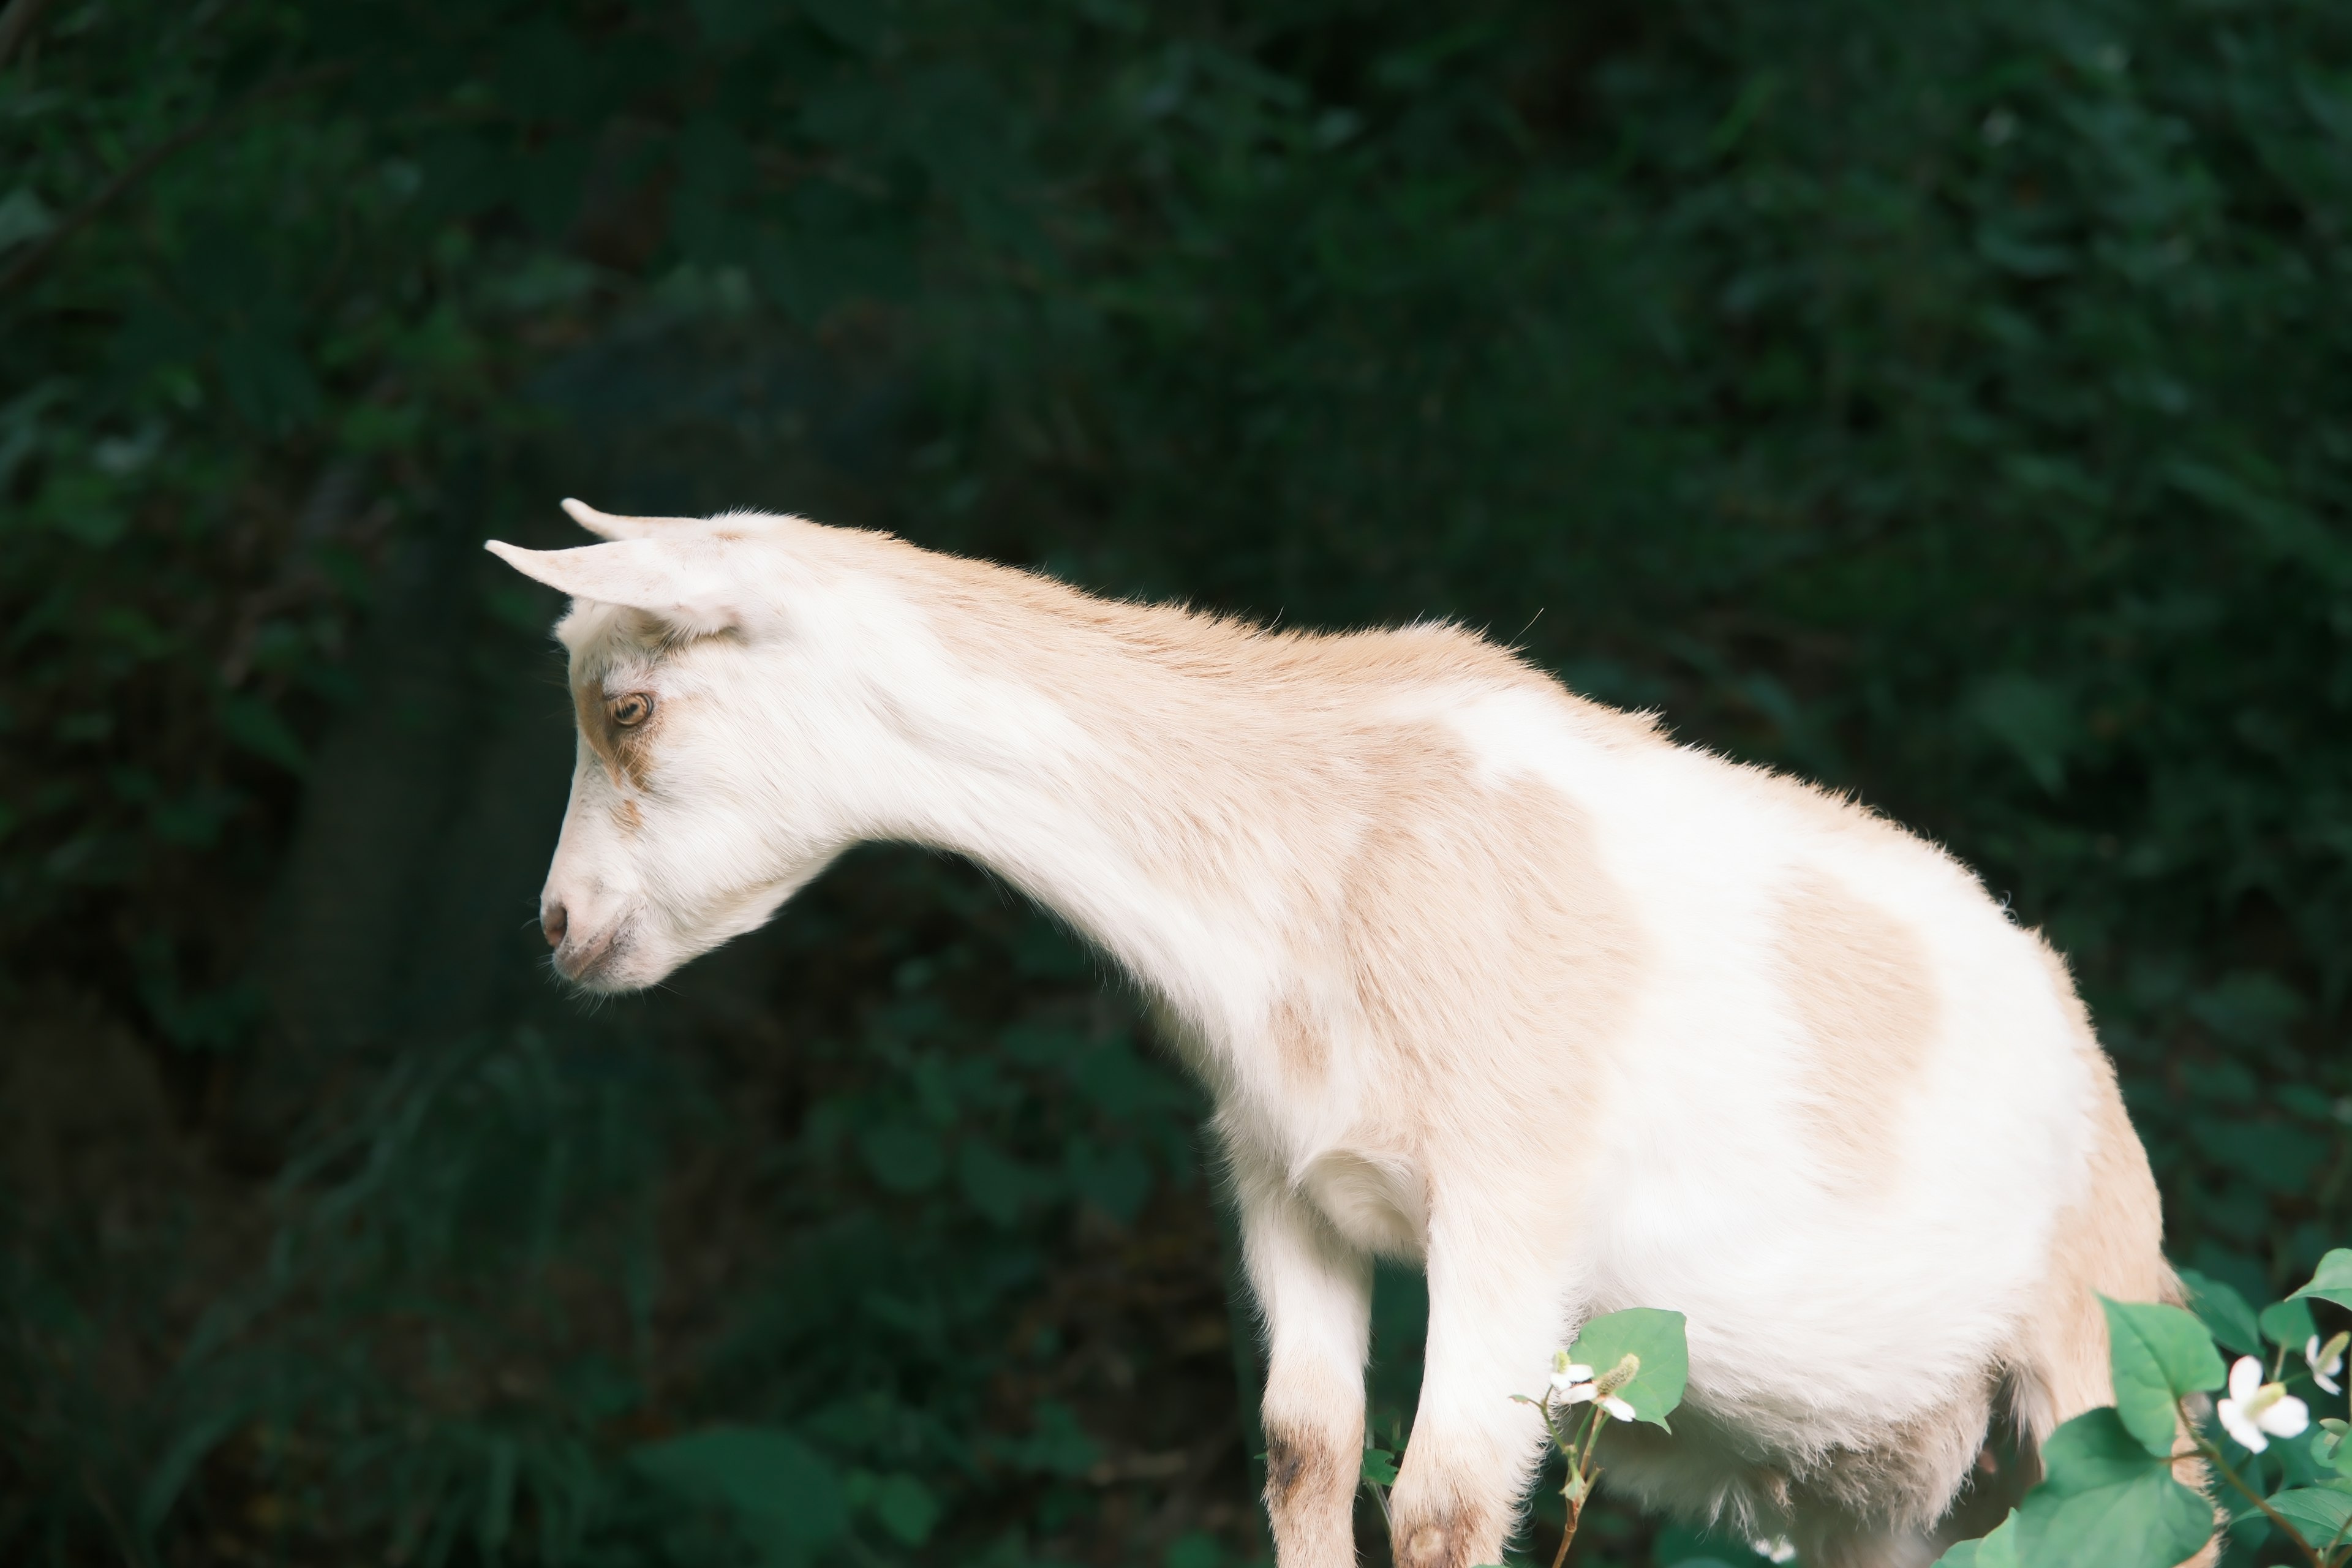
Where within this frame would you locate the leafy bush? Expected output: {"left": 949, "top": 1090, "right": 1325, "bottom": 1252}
{"left": 5, "top": 0, "right": 2351, "bottom": 1565}
{"left": 1936, "top": 1253, "right": 2352, "bottom": 1568}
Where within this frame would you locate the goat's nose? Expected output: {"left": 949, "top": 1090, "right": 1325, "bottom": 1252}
{"left": 541, "top": 900, "right": 568, "bottom": 949}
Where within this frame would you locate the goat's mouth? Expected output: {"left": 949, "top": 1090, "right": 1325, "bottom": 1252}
{"left": 552, "top": 915, "right": 638, "bottom": 990}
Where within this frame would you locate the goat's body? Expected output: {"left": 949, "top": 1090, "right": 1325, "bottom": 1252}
{"left": 497, "top": 513, "right": 2171, "bottom": 1568}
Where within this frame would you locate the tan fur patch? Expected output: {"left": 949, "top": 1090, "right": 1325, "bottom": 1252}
{"left": 823, "top": 521, "right": 1653, "bottom": 1157}
{"left": 2011, "top": 948, "right": 2209, "bottom": 1562}
{"left": 611, "top": 726, "right": 655, "bottom": 790}
{"left": 1340, "top": 753, "right": 1648, "bottom": 1163}
{"left": 1774, "top": 872, "right": 1939, "bottom": 1187}
{"left": 2013, "top": 938, "right": 2172, "bottom": 1439}
{"left": 1268, "top": 996, "right": 1326, "bottom": 1086}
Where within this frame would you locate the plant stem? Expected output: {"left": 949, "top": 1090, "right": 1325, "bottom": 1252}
{"left": 1548, "top": 1401, "right": 1605, "bottom": 1568}
{"left": 1551, "top": 1490, "right": 1581, "bottom": 1568}
{"left": 2187, "top": 1428, "right": 2323, "bottom": 1567}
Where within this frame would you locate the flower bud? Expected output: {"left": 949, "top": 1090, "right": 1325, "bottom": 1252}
{"left": 1594, "top": 1352, "right": 1641, "bottom": 1397}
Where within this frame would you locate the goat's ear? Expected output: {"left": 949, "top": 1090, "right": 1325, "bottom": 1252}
{"left": 484, "top": 539, "right": 751, "bottom": 635}
{"left": 559, "top": 497, "right": 691, "bottom": 541}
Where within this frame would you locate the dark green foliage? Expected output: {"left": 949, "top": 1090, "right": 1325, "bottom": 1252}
{"left": 4, "top": 0, "right": 2350, "bottom": 1564}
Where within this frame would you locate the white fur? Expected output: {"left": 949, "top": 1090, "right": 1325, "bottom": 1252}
{"left": 488, "top": 505, "right": 2172, "bottom": 1568}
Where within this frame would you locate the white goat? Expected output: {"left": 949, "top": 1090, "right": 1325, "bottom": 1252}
{"left": 488, "top": 502, "right": 2173, "bottom": 1568}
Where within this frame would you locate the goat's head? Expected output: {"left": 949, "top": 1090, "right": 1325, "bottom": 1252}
{"left": 486, "top": 501, "right": 865, "bottom": 992}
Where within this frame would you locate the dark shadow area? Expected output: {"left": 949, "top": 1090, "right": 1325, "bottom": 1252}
{"left": 5, "top": 2, "right": 2350, "bottom": 1566}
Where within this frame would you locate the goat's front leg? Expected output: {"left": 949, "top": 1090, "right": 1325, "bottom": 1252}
{"left": 1388, "top": 1203, "right": 1569, "bottom": 1568}
{"left": 1235, "top": 1159, "right": 1373, "bottom": 1568}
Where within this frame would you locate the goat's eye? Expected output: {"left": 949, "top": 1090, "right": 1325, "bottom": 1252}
{"left": 608, "top": 692, "right": 654, "bottom": 728}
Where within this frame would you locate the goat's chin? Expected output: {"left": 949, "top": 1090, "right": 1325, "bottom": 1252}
{"left": 553, "top": 918, "right": 678, "bottom": 994}
{"left": 552, "top": 883, "right": 799, "bottom": 995}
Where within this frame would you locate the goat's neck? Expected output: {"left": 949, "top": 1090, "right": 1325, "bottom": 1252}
{"left": 853, "top": 614, "right": 1297, "bottom": 1056}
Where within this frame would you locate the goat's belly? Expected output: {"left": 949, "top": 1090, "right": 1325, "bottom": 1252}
{"left": 1585, "top": 1194, "right": 2031, "bottom": 1534}
{"left": 1575, "top": 948, "right": 2094, "bottom": 1436}
{"left": 1598, "top": 1375, "right": 1997, "bottom": 1538}
{"left": 1583, "top": 1122, "right": 2065, "bottom": 1450}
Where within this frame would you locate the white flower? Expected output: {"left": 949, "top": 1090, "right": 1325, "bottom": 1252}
{"left": 1548, "top": 1362, "right": 1595, "bottom": 1394}
{"left": 1551, "top": 1378, "right": 1634, "bottom": 1419}
{"left": 2216, "top": 1355, "right": 2311, "bottom": 1453}
{"left": 2309, "top": 1332, "right": 2348, "bottom": 1397}
{"left": 1749, "top": 1539, "right": 1798, "bottom": 1565}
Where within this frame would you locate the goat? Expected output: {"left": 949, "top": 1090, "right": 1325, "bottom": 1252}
{"left": 488, "top": 501, "right": 2173, "bottom": 1568}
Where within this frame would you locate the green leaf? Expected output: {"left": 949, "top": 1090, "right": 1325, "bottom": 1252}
{"left": 632, "top": 1426, "right": 845, "bottom": 1568}
{"left": 957, "top": 1137, "right": 1045, "bottom": 1225}
{"left": 1653, "top": 1521, "right": 1782, "bottom": 1566}
{"left": 477, "top": 1436, "right": 515, "bottom": 1558}
{"left": 2010, "top": 1409, "right": 2212, "bottom": 1568}
{"left": 2263, "top": 1296, "right": 2321, "bottom": 1349}
{"left": 1167, "top": 1531, "right": 1224, "bottom": 1568}
{"left": 2290, "top": 1249, "right": 2352, "bottom": 1314}
{"left": 2317, "top": 1422, "right": 2352, "bottom": 1478}
{"left": 2266, "top": 1485, "right": 2352, "bottom": 1553}
{"left": 1968, "top": 673, "right": 2073, "bottom": 792}
{"left": 1934, "top": 1509, "right": 2021, "bottom": 1568}
{"left": 1565, "top": 1308, "right": 1688, "bottom": 1431}
{"left": 136, "top": 1410, "right": 244, "bottom": 1537}
{"left": 2177, "top": 1268, "right": 2263, "bottom": 1355}
{"left": 1360, "top": 1445, "right": 1399, "bottom": 1487}
{"left": 1005, "top": 1401, "right": 1096, "bottom": 1477}
{"left": 869, "top": 1472, "right": 938, "bottom": 1546}
{"left": 0, "top": 186, "right": 56, "bottom": 252}
{"left": 217, "top": 693, "right": 308, "bottom": 772}
{"left": 1065, "top": 1138, "right": 1152, "bottom": 1224}
{"left": 801, "top": 0, "right": 883, "bottom": 51}
{"left": 2101, "top": 1297, "right": 2225, "bottom": 1457}
{"left": 859, "top": 1122, "right": 944, "bottom": 1192}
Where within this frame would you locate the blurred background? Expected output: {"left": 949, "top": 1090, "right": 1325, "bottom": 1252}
{"left": 4, "top": 1, "right": 2350, "bottom": 1564}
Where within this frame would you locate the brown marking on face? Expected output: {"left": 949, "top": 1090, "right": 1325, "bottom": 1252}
{"left": 612, "top": 797, "right": 643, "bottom": 834}
{"left": 1773, "top": 870, "right": 1939, "bottom": 1188}
{"left": 571, "top": 681, "right": 622, "bottom": 781}
{"left": 571, "top": 680, "right": 660, "bottom": 791}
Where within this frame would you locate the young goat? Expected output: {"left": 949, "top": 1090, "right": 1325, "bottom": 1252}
{"left": 489, "top": 502, "right": 2173, "bottom": 1568}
